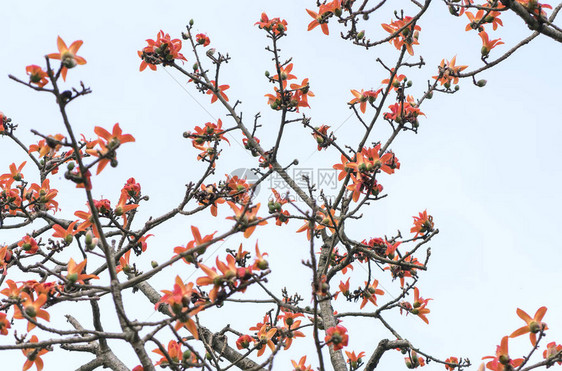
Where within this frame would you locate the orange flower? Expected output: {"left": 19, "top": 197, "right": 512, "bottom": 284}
{"left": 349, "top": 89, "right": 381, "bottom": 113}
{"left": 337, "top": 278, "right": 351, "bottom": 299}
{"left": 95, "top": 123, "right": 135, "bottom": 148}
{"left": 404, "top": 350, "right": 425, "bottom": 368}
{"left": 433, "top": 56, "right": 467, "bottom": 86}
{"left": 174, "top": 225, "right": 217, "bottom": 264}
{"left": 28, "top": 134, "right": 65, "bottom": 158}
{"left": 381, "top": 16, "right": 421, "bottom": 56}
{"left": 384, "top": 95, "right": 425, "bottom": 126}
{"left": 479, "top": 31, "right": 503, "bottom": 57}
{"left": 0, "top": 245, "right": 12, "bottom": 274}
{"left": 138, "top": 30, "right": 186, "bottom": 72}
{"left": 0, "top": 161, "right": 26, "bottom": 188}
{"left": 445, "top": 357, "right": 459, "bottom": 371}
{"left": 18, "top": 235, "right": 39, "bottom": 254}
{"left": 22, "top": 335, "right": 49, "bottom": 371}
{"left": 517, "top": 0, "right": 552, "bottom": 16}
{"left": 381, "top": 69, "right": 406, "bottom": 91}
{"left": 207, "top": 80, "right": 229, "bottom": 103}
{"left": 360, "top": 280, "right": 385, "bottom": 309}
{"left": 122, "top": 177, "right": 141, "bottom": 198}
{"left": 465, "top": 9, "right": 503, "bottom": 31}
{"left": 272, "top": 63, "right": 297, "bottom": 89}
{"left": 52, "top": 221, "right": 78, "bottom": 245}
{"left": 26, "top": 65, "right": 49, "bottom": 88}
{"left": 86, "top": 123, "right": 135, "bottom": 174}
{"left": 28, "top": 179, "right": 59, "bottom": 212}
{"left": 346, "top": 351, "right": 366, "bottom": 369}
{"left": 114, "top": 192, "right": 139, "bottom": 227}
{"left": 66, "top": 258, "right": 99, "bottom": 284}
{"left": 195, "top": 33, "right": 210, "bottom": 47}
{"left": 252, "top": 242, "right": 269, "bottom": 270}
{"left": 543, "top": 342, "right": 562, "bottom": 365}
{"left": 482, "top": 336, "right": 524, "bottom": 371}
{"left": 136, "top": 234, "right": 154, "bottom": 252}
{"left": 155, "top": 276, "right": 201, "bottom": 339}
{"left": 411, "top": 210, "right": 434, "bottom": 238}
{"left": 386, "top": 255, "right": 423, "bottom": 287}
{"left": 311, "top": 125, "right": 330, "bottom": 151}
{"left": 509, "top": 306, "right": 548, "bottom": 346}
{"left": 0, "top": 312, "right": 10, "bottom": 335}
{"left": 0, "top": 279, "right": 21, "bottom": 299}
{"left": 0, "top": 112, "right": 5, "bottom": 133}
{"left": 115, "top": 250, "right": 131, "bottom": 274}
{"left": 325, "top": 325, "right": 348, "bottom": 351}
{"left": 411, "top": 287, "right": 432, "bottom": 324}
{"left": 255, "top": 13, "right": 288, "bottom": 34}
{"left": 296, "top": 206, "right": 339, "bottom": 240}
{"left": 153, "top": 340, "right": 182, "bottom": 367}
{"left": 257, "top": 324, "right": 277, "bottom": 356}
{"left": 291, "top": 355, "right": 313, "bottom": 371}
{"left": 306, "top": 1, "right": 341, "bottom": 35}
{"left": 236, "top": 334, "right": 255, "bottom": 350}
{"left": 227, "top": 202, "right": 267, "bottom": 238}
{"left": 46, "top": 36, "right": 87, "bottom": 81}
{"left": 13, "top": 293, "right": 50, "bottom": 331}
{"left": 196, "top": 255, "right": 238, "bottom": 302}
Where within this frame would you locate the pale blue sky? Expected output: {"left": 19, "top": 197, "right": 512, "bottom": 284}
{"left": 1, "top": 1, "right": 562, "bottom": 370}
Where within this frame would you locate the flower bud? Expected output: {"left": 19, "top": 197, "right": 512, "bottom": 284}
{"left": 183, "top": 350, "right": 192, "bottom": 361}
{"left": 476, "top": 79, "right": 487, "bottom": 87}
{"left": 85, "top": 230, "right": 93, "bottom": 246}
{"left": 357, "top": 31, "right": 364, "bottom": 40}
{"left": 151, "top": 260, "right": 159, "bottom": 268}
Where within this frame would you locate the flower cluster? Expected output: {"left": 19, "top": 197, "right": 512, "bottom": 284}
{"left": 384, "top": 95, "right": 425, "bottom": 128}
{"left": 333, "top": 144, "right": 399, "bottom": 202}
{"left": 255, "top": 13, "right": 288, "bottom": 35}
{"left": 306, "top": 0, "right": 342, "bottom": 35}
{"left": 138, "top": 30, "right": 186, "bottom": 71}
{"left": 265, "top": 64, "right": 314, "bottom": 111}
{"left": 382, "top": 16, "right": 421, "bottom": 56}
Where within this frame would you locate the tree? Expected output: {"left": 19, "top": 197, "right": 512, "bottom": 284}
{"left": 1, "top": 0, "right": 561, "bottom": 370}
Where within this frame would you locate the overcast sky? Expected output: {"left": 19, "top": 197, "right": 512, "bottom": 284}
{"left": 2, "top": 1, "right": 562, "bottom": 370}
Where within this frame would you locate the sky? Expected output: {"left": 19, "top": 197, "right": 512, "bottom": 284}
{"left": 1, "top": 0, "right": 562, "bottom": 370}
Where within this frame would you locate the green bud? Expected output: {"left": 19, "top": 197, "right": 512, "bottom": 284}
{"left": 476, "top": 79, "right": 487, "bottom": 87}
{"left": 189, "top": 19, "right": 194, "bottom": 26}
{"left": 85, "top": 231, "right": 93, "bottom": 246}
{"left": 407, "top": 80, "right": 413, "bottom": 87}
{"left": 151, "top": 260, "right": 158, "bottom": 268}
{"left": 454, "top": 85, "right": 460, "bottom": 91}
{"left": 67, "top": 162, "right": 75, "bottom": 171}
{"left": 357, "top": 31, "right": 364, "bottom": 40}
